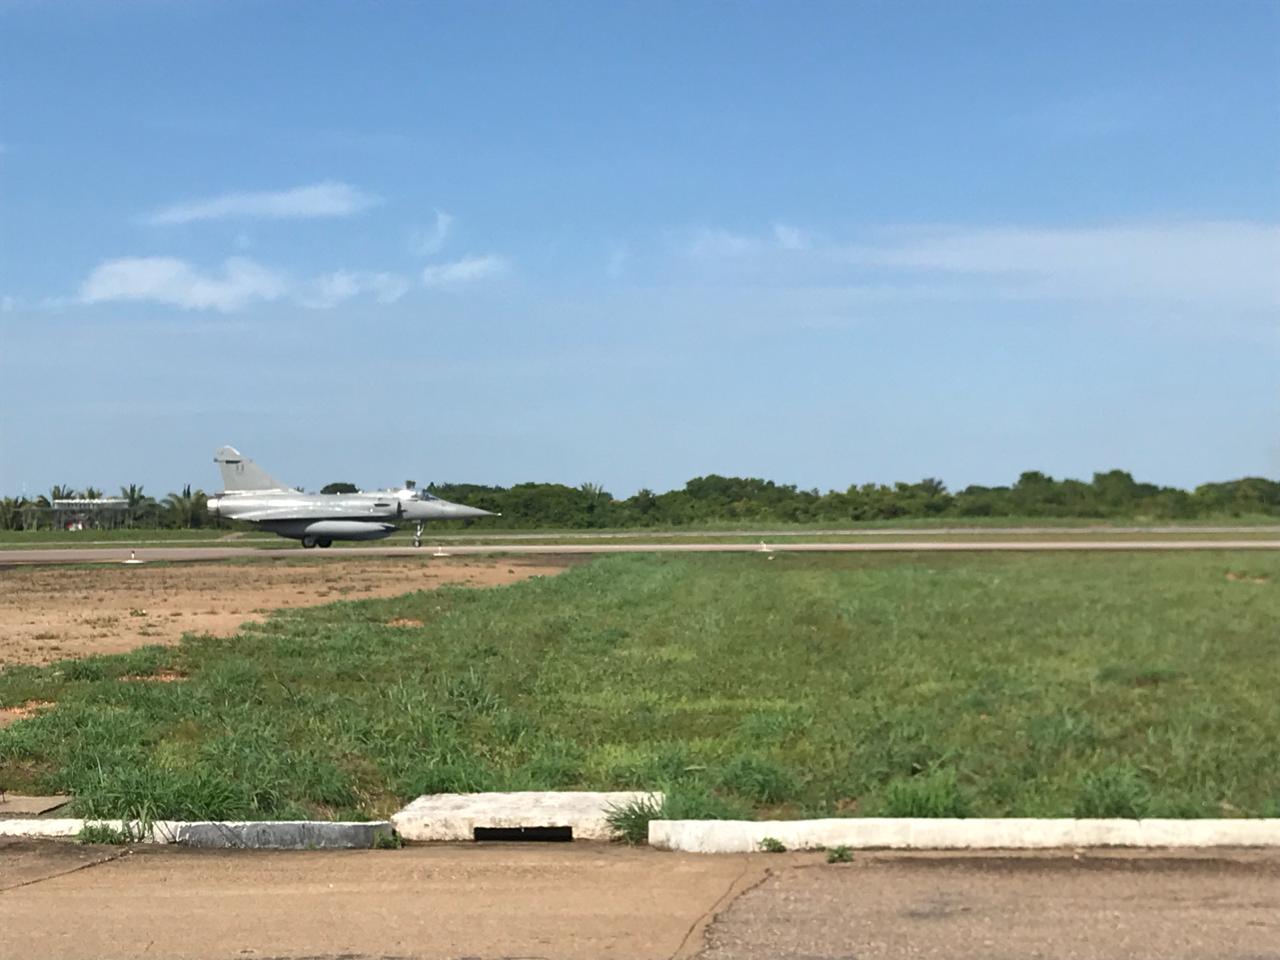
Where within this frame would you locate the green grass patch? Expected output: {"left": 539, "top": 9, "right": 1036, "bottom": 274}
{"left": 76, "top": 822, "right": 135, "bottom": 845}
{"left": 1, "top": 552, "right": 1278, "bottom": 820}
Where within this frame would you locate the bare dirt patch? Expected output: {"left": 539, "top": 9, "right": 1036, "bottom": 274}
{"left": 0, "top": 700, "right": 56, "bottom": 729}
{"left": 0, "top": 557, "right": 567, "bottom": 667}
{"left": 385, "top": 618, "right": 425, "bottom": 628}
{"left": 122, "top": 671, "right": 187, "bottom": 683}
{"left": 1225, "top": 571, "right": 1269, "bottom": 584}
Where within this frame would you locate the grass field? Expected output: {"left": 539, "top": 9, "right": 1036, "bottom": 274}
{"left": 1, "top": 552, "right": 1277, "bottom": 823}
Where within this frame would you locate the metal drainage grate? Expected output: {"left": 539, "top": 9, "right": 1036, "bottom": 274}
{"left": 473, "top": 826, "right": 573, "bottom": 842}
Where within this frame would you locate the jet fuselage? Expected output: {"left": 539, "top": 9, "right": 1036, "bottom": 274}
{"left": 208, "top": 447, "right": 497, "bottom": 547}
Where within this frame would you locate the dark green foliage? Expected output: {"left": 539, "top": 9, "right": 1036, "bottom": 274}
{"left": 826, "top": 845, "right": 854, "bottom": 863}
{"left": 418, "top": 471, "right": 1280, "bottom": 529}
{"left": 320, "top": 482, "right": 359, "bottom": 495}
{"left": 3, "top": 470, "right": 1278, "bottom": 532}
{"left": 759, "top": 836, "right": 787, "bottom": 853}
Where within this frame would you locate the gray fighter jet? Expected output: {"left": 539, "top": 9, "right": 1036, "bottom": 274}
{"left": 206, "top": 446, "right": 497, "bottom": 548}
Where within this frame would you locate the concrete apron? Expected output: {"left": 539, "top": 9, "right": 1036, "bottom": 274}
{"left": 650, "top": 817, "right": 1280, "bottom": 853}
{"left": 391, "top": 790, "right": 661, "bottom": 842}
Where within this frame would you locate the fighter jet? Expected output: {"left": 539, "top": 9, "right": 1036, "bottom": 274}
{"left": 205, "top": 446, "right": 497, "bottom": 548}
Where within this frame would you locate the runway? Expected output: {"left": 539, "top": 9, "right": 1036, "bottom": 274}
{"left": 2, "top": 539, "right": 1278, "bottom": 565}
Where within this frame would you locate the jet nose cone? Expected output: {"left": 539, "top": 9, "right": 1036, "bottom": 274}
{"left": 455, "top": 505, "right": 498, "bottom": 519}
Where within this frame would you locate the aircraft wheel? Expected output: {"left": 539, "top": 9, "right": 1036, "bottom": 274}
{"left": 413, "top": 538, "right": 422, "bottom": 548}
{"left": 317, "top": 539, "right": 332, "bottom": 548}
{"left": 301, "top": 536, "right": 317, "bottom": 549}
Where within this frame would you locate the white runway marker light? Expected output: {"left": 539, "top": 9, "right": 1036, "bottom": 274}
{"left": 123, "top": 551, "right": 144, "bottom": 565}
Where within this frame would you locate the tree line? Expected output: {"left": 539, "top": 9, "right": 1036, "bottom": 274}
{"left": 427, "top": 470, "right": 1280, "bottom": 528}
{"left": 2, "top": 470, "right": 1277, "bottom": 531}
{"left": 0, "top": 484, "right": 208, "bottom": 531}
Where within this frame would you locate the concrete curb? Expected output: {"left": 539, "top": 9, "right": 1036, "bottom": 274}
{"left": 648, "top": 818, "right": 1280, "bottom": 853}
{"left": 393, "top": 790, "right": 661, "bottom": 842}
{"left": 0, "top": 818, "right": 393, "bottom": 849}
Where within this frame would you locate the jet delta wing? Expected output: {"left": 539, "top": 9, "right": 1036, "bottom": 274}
{"left": 206, "top": 446, "right": 497, "bottom": 548}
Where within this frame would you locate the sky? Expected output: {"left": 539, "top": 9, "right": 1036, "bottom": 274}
{"left": 1, "top": 1, "right": 1277, "bottom": 497}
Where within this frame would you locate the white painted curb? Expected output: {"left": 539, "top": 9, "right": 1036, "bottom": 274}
{"left": 393, "top": 790, "right": 662, "bottom": 841}
{"left": 648, "top": 818, "right": 1280, "bottom": 853}
{"left": 0, "top": 819, "right": 393, "bottom": 849}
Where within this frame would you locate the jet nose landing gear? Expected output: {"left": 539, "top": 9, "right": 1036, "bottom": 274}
{"left": 413, "top": 522, "right": 424, "bottom": 548}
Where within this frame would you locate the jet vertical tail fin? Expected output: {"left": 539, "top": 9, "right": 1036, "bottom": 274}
{"left": 214, "top": 446, "right": 290, "bottom": 492}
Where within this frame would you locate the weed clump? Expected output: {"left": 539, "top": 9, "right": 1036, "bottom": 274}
{"left": 605, "top": 794, "right": 664, "bottom": 845}
{"left": 1074, "top": 765, "right": 1151, "bottom": 818}
{"left": 373, "top": 831, "right": 403, "bottom": 850}
{"left": 759, "top": 836, "right": 786, "bottom": 853}
{"left": 605, "top": 784, "right": 748, "bottom": 844}
{"left": 880, "top": 769, "right": 971, "bottom": 818}
{"left": 826, "top": 844, "right": 854, "bottom": 863}
{"left": 76, "top": 822, "right": 135, "bottom": 845}
{"left": 718, "top": 754, "right": 799, "bottom": 805}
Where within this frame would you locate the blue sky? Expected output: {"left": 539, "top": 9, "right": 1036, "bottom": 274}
{"left": 1, "top": 1, "right": 1277, "bottom": 497}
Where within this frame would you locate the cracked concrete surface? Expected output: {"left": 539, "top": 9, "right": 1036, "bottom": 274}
{"left": 696, "top": 850, "right": 1280, "bottom": 960}
{"left": 2, "top": 843, "right": 1279, "bottom": 959}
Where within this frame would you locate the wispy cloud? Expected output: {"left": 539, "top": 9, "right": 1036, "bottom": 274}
{"left": 81, "top": 257, "right": 288, "bottom": 311}
{"left": 670, "top": 220, "right": 1279, "bottom": 310}
{"left": 679, "top": 223, "right": 811, "bottom": 258}
{"left": 147, "top": 181, "right": 380, "bottom": 225}
{"left": 682, "top": 227, "right": 754, "bottom": 258}
{"left": 845, "top": 222, "right": 1280, "bottom": 306}
{"left": 421, "top": 255, "right": 507, "bottom": 288}
{"left": 298, "top": 270, "right": 411, "bottom": 308}
{"left": 607, "top": 245, "right": 629, "bottom": 279}
{"left": 412, "top": 211, "right": 455, "bottom": 257}
{"left": 773, "top": 223, "right": 808, "bottom": 250}
{"left": 79, "top": 256, "right": 411, "bottom": 312}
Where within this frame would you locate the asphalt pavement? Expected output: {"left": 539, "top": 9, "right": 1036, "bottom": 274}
{"left": 1, "top": 538, "right": 1279, "bottom": 566}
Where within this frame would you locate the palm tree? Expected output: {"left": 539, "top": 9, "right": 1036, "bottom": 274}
{"left": 48, "top": 484, "right": 76, "bottom": 503}
{"left": 162, "top": 485, "right": 208, "bottom": 529}
{"left": 0, "top": 497, "right": 21, "bottom": 531}
{"left": 22, "top": 496, "right": 46, "bottom": 530}
{"left": 163, "top": 486, "right": 193, "bottom": 529}
{"left": 82, "top": 486, "right": 103, "bottom": 500}
{"left": 120, "top": 484, "right": 152, "bottom": 528}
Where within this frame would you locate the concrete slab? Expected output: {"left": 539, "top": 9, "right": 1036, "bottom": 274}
{"left": 0, "top": 841, "right": 752, "bottom": 960}
{"left": 0, "top": 819, "right": 392, "bottom": 849}
{"left": 392, "top": 790, "right": 662, "bottom": 842}
{"left": 0, "top": 794, "right": 71, "bottom": 817}
{"left": 0, "top": 819, "right": 98, "bottom": 840}
{"left": 649, "top": 818, "right": 1280, "bottom": 853}
{"left": 169, "top": 820, "right": 393, "bottom": 849}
